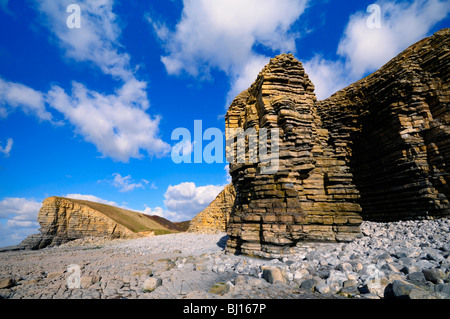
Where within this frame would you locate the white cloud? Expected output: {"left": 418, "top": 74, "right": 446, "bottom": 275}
{"left": 109, "top": 173, "right": 149, "bottom": 192}
{"left": 35, "top": 0, "right": 133, "bottom": 81}
{"left": 0, "top": 197, "right": 42, "bottom": 247}
{"left": 64, "top": 194, "right": 119, "bottom": 207}
{"left": 163, "top": 182, "right": 224, "bottom": 219}
{"left": 226, "top": 55, "right": 270, "bottom": 107}
{"left": 338, "top": 0, "right": 450, "bottom": 78}
{"left": 0, "top": 138, "right": 13, "bottom": 157}
{"left": 0, "top": 197, "right": 41, "bottom": 221}
{"left": 0, "top": 77, "right": 53, "bottom": 122}
{"left": 151, "top": 0, "right": 308, "bottom": 104}
{"left": 140, "top": 182, "right": 225, "bottom": 222}
{"left": 303, "top": 57, "right": 349, "bottom": 101}
{"left": 46, "top": 81, "right": 170, "bottom": 162}
{"left": 305, "top": 0, "right": 450, "bottom": 100}
{"left": 29, "top": 0, "right": 171, "bottom": 162}
{"left": 224, "top": 165, "right": 231, "bottom": 183}
{"left": 141, "top": 206, "right": 166, "bottom": 218}
{"left": 139, "top": 206, "right": 185, "bottom": 222}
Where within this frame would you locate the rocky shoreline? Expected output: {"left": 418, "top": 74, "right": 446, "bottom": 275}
{"left": 0, "top": 219, "right": 449, "bottom": 299}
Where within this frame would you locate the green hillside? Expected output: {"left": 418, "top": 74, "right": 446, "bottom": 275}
{"left": 57, "top": 197, "right": 183, "bottom": 235}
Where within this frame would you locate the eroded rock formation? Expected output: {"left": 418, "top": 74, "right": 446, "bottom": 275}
{"left": 188, "top": 184, "right": 235, "bottom": 233}
{"left": 20, "top": 197, "right": 178, "bottom": 249}
{"left": 317, "top": 29, "right": 450, "bottom": 222}
{"left": 224, "top": 29, "right": 449, "bottom": 258}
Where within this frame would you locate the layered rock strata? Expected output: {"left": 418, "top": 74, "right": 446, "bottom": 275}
{"left": 224, "top": 29, "right": 449, "bottom": 258}
{"left": 20, "top": 197, "right": 167, "bottom": 250}
{"left": 317, "top": 29, "right": 450, "bottom": 222}
{"left": 188, "top": 184, "right": 236, "bottom": 233}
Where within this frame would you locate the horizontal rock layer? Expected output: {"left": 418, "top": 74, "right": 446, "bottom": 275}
{"left": 224, "top": 29, "right": 449, "bottom": 258}
{"left": 317, "top": 28, "right": 450, "bottom": 222}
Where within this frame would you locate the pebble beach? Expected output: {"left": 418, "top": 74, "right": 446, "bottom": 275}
{"left": 0, "top": 219, "right": 449, "bottom": 299}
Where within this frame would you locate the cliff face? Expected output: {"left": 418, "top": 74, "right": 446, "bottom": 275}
{"left": 20, "top": 197, "right": 178, "bottom": 249}
{"left": 224, "top": 29, "right": 449, "bottom": 258}
{"left": 317, "top": 29, "right": 449, "bottom": 222}
{"left": 188, "top": 184, "right": 236, "bottom": 233}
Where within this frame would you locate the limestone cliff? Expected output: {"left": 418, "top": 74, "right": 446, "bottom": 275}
{"left": 20, "top": 197, "right": 180, "bottom": 250}
{"left": 224, "top": 29, "right": 449, "bottom": 258}
{"left": 317, "top": 29, "right": 450, "bottom": 222}
{"left": 188, "top": 184, "right": 235, "bottom": 233}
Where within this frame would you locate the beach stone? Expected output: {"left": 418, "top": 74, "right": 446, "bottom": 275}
{"left": 422, "top": 269, "right": 447, "bottom": 284}
{"left": 336, "top": 262, "right": 353, "bottom": 273}
{"left": 300, "top": 279, "right": 318, "bottom": 292}
{"left": 376, "top": 253, "right": 394, "bottom": 263}
{"left": 392, "top": 280, "right": 424, "bottom": 299}
{"left": 435, "top": 283, "right": 450, "bottom": 298}
{"left": 343, "top": 279, "right": 357, "bottom": 288}
{"left": 339, "top": 286, "right": 359, "bottom": 297}
{"left": 365, "top": 277, "right": 390, "bottom": 298}
{"left": 407, "top": 272, "right": 427, "bottom": 284}
{"left": 0, "top": 277, "right": 15, "bottom": 289}
{"left": 262, "top": 267, "right": 286, "bottom": 284}
{"left": 143, "top": 277, "right": 162, "bottom": 292}
{"left": 315, "top": 282, "right": 330, "bottom": 294}
{"left": 409, "top": 290, "right": 441, "bottom": 299}
{"left": 401, "top": 265, "right": 420, "bottom": 275}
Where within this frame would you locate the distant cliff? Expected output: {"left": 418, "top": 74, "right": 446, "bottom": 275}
{"left": 20, "top": 197, "right": 183, "bottom": 250}
{"left": 188, "top": 184, "right": 235, "bottom": 233}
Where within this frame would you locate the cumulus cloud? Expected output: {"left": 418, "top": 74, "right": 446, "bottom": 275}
{"left": 0, "top": 77, "right": 53, "bottom": 122}
{"left": 35, "top": 0, "right": 133, "bottom": 81}
{"left": 0, "top": 0, "right": 171, "bottom": 162}
{"left": 163, "top": 182, "right": 224, "bottom": 220}
{"left": 303, "top": 57, "right": 349, "bottom": 102}
{"left": 150, "top": 0, "right": 308, "bottom": 104}
{"left": 46, "top": 81, "right": 170, "bottom": 162}
{"left": 107, "top": 173, "right": 149, "bottom": 192}
{"left": 0, "top": 197, "right": 42, "bottom": 247}
{"left": 338, "top": 0, "right": 450, "bottom": 77}
{"left": 139, "top": 206, "right": 185, "bottom": 222}
{"left": 304, "top": 0, "right": 450, "bottom": 100}
{"left": 0, "top": 138, "right": 13, "bottom": 157}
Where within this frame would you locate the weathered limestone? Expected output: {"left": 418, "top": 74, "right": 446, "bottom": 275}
{"left": 188, "top": 184, "right": 236, "bottom": 233}
{"left": 224, "top": 29, "right": 449, "bottom": 258}
{"left": 225, "top": 54, "right": 363, "bottom": 258}
{"left": 317, "top": 28, "right": 450, "bottom": 222}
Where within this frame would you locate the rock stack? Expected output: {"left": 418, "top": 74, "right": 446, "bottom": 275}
{"left": 225, "top": 54, "right": 363, "bottom": 258}
{"left": 224, "top": 29, "right": 449, "bottom": 258}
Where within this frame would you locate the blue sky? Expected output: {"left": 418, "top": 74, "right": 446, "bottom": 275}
{"left": 0, "top": 0, "right": 448, "bottom": 247}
